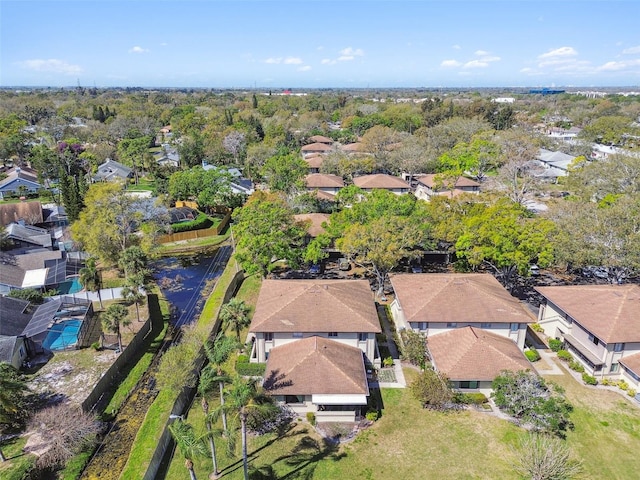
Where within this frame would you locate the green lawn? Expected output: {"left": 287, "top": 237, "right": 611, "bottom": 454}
{"left": 163, "top": 364, "right": 640, "bottom": 480}
{"left": 0, "top": 436, "right": 36, "bottom": 480}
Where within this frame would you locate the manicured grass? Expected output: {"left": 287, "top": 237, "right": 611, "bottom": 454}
{"left": 157, "top": 233, "right": 230, "bottom": 255}
{"left": 0, "top": 436, "right": 37, "bottom": 480}
{"left": 163, "top": 364, "right": 640, "bottom": 480}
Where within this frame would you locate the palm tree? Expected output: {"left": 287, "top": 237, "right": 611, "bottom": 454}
{"left": 202, "top": 334, "right": 240, "bottom": 432}
{"left": 79, "top": 258, "right": 103, "bottom": 309}
{"left": 121, "top": 272, "right": 146, "bottom": 322}
{"left": 214, "top": 376, "right": 278, "bottom": 480}
{"left": 168, "top": 420, "right": 208, "bottom": 480}
{"left": 101, "top": 303, "right": 130, "bottom": 353}
{"left": 118, "top": 245, "right": 148, "bottom": 278}
{"left": 219, "top": 299, "right": 251, "bottom": 342}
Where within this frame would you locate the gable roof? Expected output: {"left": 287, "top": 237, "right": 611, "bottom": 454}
{"left": 620, "top": 352, "right": 640, "bottom": 377}
{"left": 390, "top": 273, "right": 532, "bottom": 324}
{"left": 294, "top": 213, "right": 330, "bottom": 237}
{"left": 305, "top": 155, "right": 324, "bottom": 169}
{"left": 308, "top": 135, "right": 333, "bottom": 144}
{"left": 0, "top": 167, "right": 41, "bottom": 190}
{"left": 534, "top": 284, "right": 640, "bottom": 343}
{"left": 305, "top": 173, "right": 344, "bottom": 189}
{"left": 93, "top": 159, "right": 132, "bottom": 182}
{"left": 341, "top": 142, "right": 363, "bottom": 152}
{"left": 250, "top": 279, "right": 381, "bottom": 333}
{"left": 0, "top": 201, "right": 43, "bottom": 226}
{"left": 353, "top": 174, "right": 410, "bottom": 190}
{"left": 428, "top": 326, "right": 531, "bottom": 381}
{"left": 6, "top": 223, "right": 52, "bottom": 248}
{"left": 264, "top": 336, "right": 368, "bottom": 396}
{"left": 0, "top": 336, "right": 21, "bottom": 364}
{"left": 0, "top": 296, "right": 33, "bottom": 336}
{"left": 301, "top": 143, "right": 333, "bottom": 152}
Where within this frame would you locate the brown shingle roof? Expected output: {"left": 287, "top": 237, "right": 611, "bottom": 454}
{"left": 294, "top": 213, "right": 330, "bottom": 237}
{"left": 353, "top": 174, "right": 410, "bottom": 190}
{"left": 534, "top": 284, "right": 640, "bottom": 343}
{"left": 341, "top": 142, "right": 363, "bottom": 152}
{"left": 428, "top": 326, "right": 531, "bottom": 381}
{"left": 301, "top": 143, "right": 333, "bottom": 152}
{"left": 312, "top": 190, "right": 337, "bottom": 202}
{"left": 264, "top": 336, "right": 368, "bottom": 396}
{"left": 308, "top": 135, "right": 333, "bottom": 145}
{"left": 390, "top": 273, "right": 532, "bottom": 324}
{"left": 0, "top": 201, "right": 43, "bottom": 226}
{"left": 250, "top": 279, "right": 381, "bottom": 333}
{"left": 417, "top": 174, "right": 480, "bottom": 189}
{"left": 620, "top": 352, "right": 640, "bottom": 376}
{"left": 305, "top": 156, "right": 324, "bottom": 169}
{"left": 305, "top": 173, "right": 344, "bottom": 189}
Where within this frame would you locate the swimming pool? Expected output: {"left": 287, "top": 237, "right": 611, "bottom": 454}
{"left": 43, "top": 319, "right": 82, "bottom": 351}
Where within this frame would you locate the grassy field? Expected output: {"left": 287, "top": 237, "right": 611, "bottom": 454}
{"left": 0, "top": 436, "right": 36, "bottom": 480}
{"left": 162, "top": 362, "right": 640, "bottom": 480}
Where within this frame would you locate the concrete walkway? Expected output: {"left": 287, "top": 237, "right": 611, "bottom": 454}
{"left": 371, "top": 360, "right": 407, "bottom": 389}
{"left": 534, "top": 349, "right": 564, "bottom": 375}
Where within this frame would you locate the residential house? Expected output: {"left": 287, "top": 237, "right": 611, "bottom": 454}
{"left": 427, "top": 326, "right": 531, "bottom": 395}
{"left": 414, "top": 174, "right": 480, "bottom": 201}
{"left": 154, "top": 144, "right": 180, "bottom": 168}
{"left": 5, "top": 223, "right": 52, "bottom": 249}
{"left": 301, "top": 143, "right": 334, "bottom": 157}
{"left": 93, "top": 159, "right": 133, "bottom": 183}
{"left": 547, "top": 126, "right": 582, "bottom": 141}
{"left": 0, "top": 167, "right": 42, "bottom": 200}
{"left": 308, "top": 135, "right": 333, "bottom": 145}
{"left": 304, "top": 154, "right": 324, "bottom": 173}
{"left": 0, "top": 297, "right": 33, "bottom": 368}
{"left": 263, "top": 336, "right": 369, "bottom": 422}
{"left": 304, "top": 173, "right": 344, "bottom": 195}
{"left": 247, "top": 279, "right": 381, "bottom": 365}
{"left": 340, "top": 142, "right": 363, "bottom": 154}
{"left": 535, "top": 284, "right": 640, "bottom": 388}
{"left": 201, "top": 163, "right": 255, "bottom": 196}
{"left": 352, "top": 174, "right": 411, "bottom": 195}
{"left": 294, "top": 213, "right": 330, "bottom": 241}
{"left": 389, "top": 273, "right": 533, "bottom": 349}
{"left": 0, "top": 248, "right": 66, "bottom": 295}
{"left": 531, "top": 148, "right": 576, "bottom": 181}
{"left": 0, "top": 201, "right": 43, "bottom": 227}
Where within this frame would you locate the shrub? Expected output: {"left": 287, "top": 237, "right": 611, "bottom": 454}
{"left": 525, "top": 349, "right": 541, "bottom": 362}
{"left": 306, "top": 412, "right": 316, "bottom": 426}
{"left": 582, "top": 373, "right": 597, "bottom": 385}
{"left": 569, "top": 360, "right": 584, "bottom": 373}
{"left": 236, "top": 354, "right": 249, "bottom": 364}
{"left": 628, "top": 389, "right": 637, "bottom": 398}
{"left": 383, "top": 356, "right": 394, "bottom": 368}
{"left": 557, "top": 350, "right": 572, "bottom": 362}
{"left": 170, "top": 212, "right": 213, "bottom": 233}
{"left": 531, "top": 323, "right": 544, "bottom": 333}
{"left": 455, "top": 392, "right": 488, "bottom": 405}
{"left": 91, "top": 341, "right": 101, "bottom": 351}
{"left": 235, "top": 362, "right": 266, "bottom": 376}
{"left": 601, "top": 378, "right": 612, "bottom": 386}
{"left": 365, "top": 411, "right": 379, "bottom": 422}
{"left": 617, "top": 380, "right": 629, "bottom": 391}
{"left": 400, "top": 329, "right": 427, "bottom": 367}
{"left": 548, "top": 339, "right": 563, "bottom": 352}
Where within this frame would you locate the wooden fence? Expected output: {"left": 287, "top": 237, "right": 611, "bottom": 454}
{"left": 158, "top": 208, "right": 231, "bottom": 244}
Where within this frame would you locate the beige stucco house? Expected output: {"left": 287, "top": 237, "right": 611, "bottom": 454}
{"left": 414, "top": 174, "right": 480, "bottom": 201}
{"left": 535, "top": 284, "right": 640, "bottom": 388}
{"left": 353, "top": 174, "right": 411, "bottom": 195}
{"left": 390, "top": 273, "right": 533, "bottom": 349}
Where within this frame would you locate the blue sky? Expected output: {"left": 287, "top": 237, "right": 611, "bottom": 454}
{"left": 2, "top": 0, "right": 639, "bottom": 88}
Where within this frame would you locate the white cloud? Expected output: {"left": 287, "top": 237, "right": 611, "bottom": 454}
{"left": 475, "top": 50, "right": 489, "bottom": 56}
{"left": 284, "top": 57, "right": 303, "bottom": 65}
{"left": 463, "top": 60, "right": 489, "bottom": 69}
{"left": 538, "top": 46, "right": 577, "bottom": 59}
{"left": 622, "top": 45, "right": 640, "bottom": 55}
{"left": 338, "top": 55, "right": 355, "bottom": 61}
{"left": 441, "top": 59, "right": 462, "bottom": 67}
{"left": 339, "top": 47, "right": 364, "bottom": 57}
{"left": 264, "top": 57, "right": 282, "bottom": 64}
{"left": 265, "top": 56, "right": 303, "bottom": 65}
{"left": 17, "top": 58, "right": 83, "bottom": 75}
{"left": 129, "top": 46, "right": 149, "bottom": 54}
{"left": 452, "top": 44, "right": 461, "bottom": 50}
{"left": 298, "top": 65, "right": 312, "bottom": 72}
{"left": 598, "top": 59, "right": 640, "bottom": 71}
{"left": 321, "top": 58, "right": 334, "bottom": 65}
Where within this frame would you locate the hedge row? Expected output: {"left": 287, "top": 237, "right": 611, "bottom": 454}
{"left": 171, "top": 212, "right": 213, "bottom": 233}
{"left": 235, "top": 361, "right": 266, "bottom": 376}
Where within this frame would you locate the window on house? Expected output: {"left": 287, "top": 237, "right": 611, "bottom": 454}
{"left": 610, "top": 363, "right": 619, "bottom": 373}
{"left": 358, "top": 333, "right": 368, "bottom": 342}
{"left": 292, "top": 332, "right": 303, "bottom": 338}
{"left": 459, "top": 381, "right": 479, "bottom": 389}
{"left": 588, "top": 333, "right": 599, "bottom": 346}
{"left": 510, "top": 323, "right": 519, "bottom": 332}
{"left": 328, "top": 332, "right": 338, "bottom": 337}
{"left": 419, "top": 322, "right": 428, "bottom": 331}
{"left": 264, "top": 333, "right": 273, "bottom": 341}
{"left": 285, "top": 395, "right": 304, "bottom": 404}
{"left": 480, "top": 323, "right": 492, "bottom": 329}
{"left": 446, "top": 322, "right": 457, "bottom": 328}
{"left": 614, "top": 343, "right": 624, "bottom": 352}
